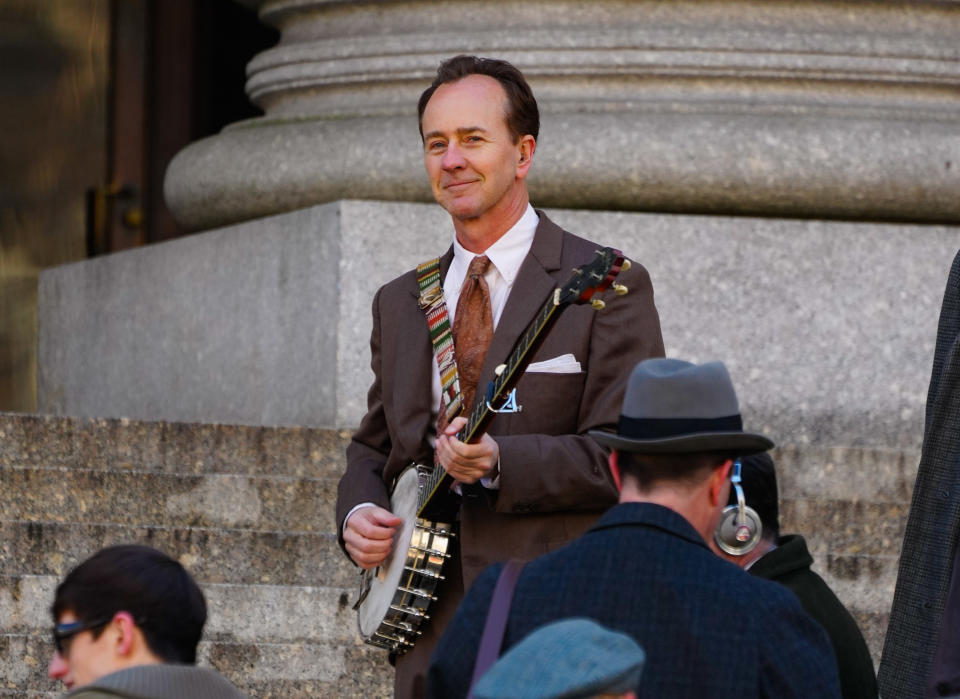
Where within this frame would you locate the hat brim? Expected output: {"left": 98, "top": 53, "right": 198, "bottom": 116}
{"left": 588, "top": 429, "right": 774, "bottom": 455}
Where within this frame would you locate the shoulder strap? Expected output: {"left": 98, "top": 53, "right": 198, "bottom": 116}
{"left": 467, "top": 559, "right": 528, "bottom": 698}
{"left": 417, "top": 257, "right": 462, "bottom": 422}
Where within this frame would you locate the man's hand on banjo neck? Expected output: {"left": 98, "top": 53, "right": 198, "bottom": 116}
{"left": 436, "top": 416, "right": 500, "bottom": 484}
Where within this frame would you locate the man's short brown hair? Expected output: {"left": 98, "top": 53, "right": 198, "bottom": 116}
{"left": 417, "top": 54, "right": 540, "bottom": 143}
{"left": 618, "top": 450, "right": 736, "bottom": 491}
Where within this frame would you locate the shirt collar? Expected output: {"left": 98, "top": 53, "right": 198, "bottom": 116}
{"left": 451, "top": 204, "right": 539, "bottom": 285}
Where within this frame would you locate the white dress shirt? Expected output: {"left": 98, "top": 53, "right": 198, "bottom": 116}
{"left": 430, "top": 204, "right": 540, "bottom": 421}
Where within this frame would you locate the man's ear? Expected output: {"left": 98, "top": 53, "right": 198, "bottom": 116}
{"left": 112, "top": 612, "right": 137, "bottom": 658}
{"left": 516, "top": 135, "right": 536, "bottom": 177}
{"left": 708, "top": 459, "right": 733, "bottom": 507}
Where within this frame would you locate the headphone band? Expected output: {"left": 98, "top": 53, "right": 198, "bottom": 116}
{"left": 714, "top": 458, "right": 762, "bottom": 556}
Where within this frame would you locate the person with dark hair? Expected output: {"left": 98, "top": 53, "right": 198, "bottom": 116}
{"left": 336, "top": 54, "right": 664, "bottom": 698}
{"left": 416, "top": 55, "right": 541, "bottom": 145}
{"left": 427, "top": 359, "right": 840, "bottom": 698}
{"left": 709, "top": 453, "right": 878, "bottom": 699}
{"left": 47, "top": 544, "right": 245, "bottom": 698}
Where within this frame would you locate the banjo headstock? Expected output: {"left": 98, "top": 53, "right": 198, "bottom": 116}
{"left": 555, "top": 247, "right": 630, "bottom": 310}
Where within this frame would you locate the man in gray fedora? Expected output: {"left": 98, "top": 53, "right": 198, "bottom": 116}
{"left": 427, "top": 358, "right": 841, "bottom": 698}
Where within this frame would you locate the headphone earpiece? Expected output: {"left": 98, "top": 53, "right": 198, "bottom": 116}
{"left": 714, "top": 459, "right": 762, "bottom": 555}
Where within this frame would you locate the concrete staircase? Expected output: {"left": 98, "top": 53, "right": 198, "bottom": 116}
{"left": 1, "top": 412, "right": 917, "bottom": 696}
{"left": 0, "top": 413, "right": 392, "bottom": 697}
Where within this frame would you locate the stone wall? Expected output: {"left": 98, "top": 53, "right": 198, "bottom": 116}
{"left": 0, "top": 412, "right": 914, "bottom": 695}
{"left": 38, "top": 201, "right": 960, "bottom": 441}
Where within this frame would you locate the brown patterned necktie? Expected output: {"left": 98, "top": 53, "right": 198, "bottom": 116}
{"left": 437, "top": 255, "right": 494, "bottom": 442}
{"left": 453, "top": 255, "right": 495, "bottom": 417}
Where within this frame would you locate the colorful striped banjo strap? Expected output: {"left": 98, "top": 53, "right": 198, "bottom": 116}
{"left": 417, "top": 257, "right": 463, "bottom": 424}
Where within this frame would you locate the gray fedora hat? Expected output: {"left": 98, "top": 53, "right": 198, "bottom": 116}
{"left": 589, "top": 358, "right": 774, "bottom": 454}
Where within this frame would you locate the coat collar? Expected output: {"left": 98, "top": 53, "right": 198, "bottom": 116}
{"left": 749, "top": 534, "right": 813, "bottom": 579}
{"left": 408, "top": 209, "right": 561, "bottom": 297}
{"left": 590, "top": 502, "right": 711, "bottom": 551}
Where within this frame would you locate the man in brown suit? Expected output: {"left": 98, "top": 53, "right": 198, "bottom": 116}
{"left": 335, "top": 54, "right": 664, "bottom": 699}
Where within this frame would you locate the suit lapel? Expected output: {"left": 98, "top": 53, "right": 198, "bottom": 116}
{"left": 476, "top": 213, "right": 565, "bottom": 395}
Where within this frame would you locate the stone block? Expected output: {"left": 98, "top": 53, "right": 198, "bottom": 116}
{"left": 38, "top": 200, "right": 449, "bottom": 430}
{"left": 37, "top": 201, "right": 960, "bottom": 456}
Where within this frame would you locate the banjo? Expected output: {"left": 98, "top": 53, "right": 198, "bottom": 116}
{"left": 355, "top": 247, "right": 631, "bottom": 653}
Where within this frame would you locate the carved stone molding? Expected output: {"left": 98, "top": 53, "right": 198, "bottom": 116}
{"left": 165, "top": 0, "right": 960, "bottom": 230}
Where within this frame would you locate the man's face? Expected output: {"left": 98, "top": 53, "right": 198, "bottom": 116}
{"left": 421, "top": 74, "right": 531, "bottom": 227}
{"left": 48, "top": 611, "right": 119, "bottom": 690}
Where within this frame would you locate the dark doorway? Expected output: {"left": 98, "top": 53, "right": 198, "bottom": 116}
{"left": 89, "top": 0, "right": 278, "bottom": 255}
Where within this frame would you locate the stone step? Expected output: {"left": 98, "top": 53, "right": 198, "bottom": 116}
{"left": 0, "top": 521, "right": 357, "bottom": 589}
{"left": 0, "top": 469, "right": 910, "bottom": 543}
{"left": 3, "top": 576, "right": 363, "bottom": 644}
{"left": 0, "top": 415, "right": 922, "bottom": 499}
{"left": 774, "top": 445, "right": 919, "bottom": 501}
{"left": 0, "top": 414, "right": 350, "bottom": 480}
{"left": 0, "top": 466, "right": 337, "bottom": 533}
{"left": 0, "top": 412, "right": 914, "bottom": 694}
{"left": 2, "top": 634, "right": 393, "bottom": 697}
{"left": 781, "top": 499, "right": 909, "bottom": 557}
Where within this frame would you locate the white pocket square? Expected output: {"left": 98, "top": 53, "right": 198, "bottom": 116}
{"left": 527, "top": 354, "right": 582, "bottom": 374}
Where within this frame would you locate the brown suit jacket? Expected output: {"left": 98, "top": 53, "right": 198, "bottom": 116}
{"left": 336, "top": 211, "right": 664, "bottom": 585}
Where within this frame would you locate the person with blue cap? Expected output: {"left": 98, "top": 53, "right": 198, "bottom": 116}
{"left": 471, "top": 618, "right": 643, "bottom": 699}
{"left": 427, "top": 358, "right": 841, "bottom": 698}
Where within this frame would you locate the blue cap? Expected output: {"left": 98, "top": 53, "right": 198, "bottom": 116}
{"left": 472, "top": 618, "right": 645, "bottom": 699}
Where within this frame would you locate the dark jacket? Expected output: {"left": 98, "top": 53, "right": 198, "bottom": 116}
{"left": 880, "top": 250, "right": 960, "bottom": 698}
{"left": 750, "top": 534, "right": 878, "bottom": 699}
{"left": 427, "top": 502, "right": 842, "bottom": 699}
{"left": 64, "top": 665, "right": 246, "bottom": 699}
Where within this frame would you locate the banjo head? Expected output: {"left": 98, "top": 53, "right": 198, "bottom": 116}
{"left": 357, "top": 466, "right": 454, "bottom": 653}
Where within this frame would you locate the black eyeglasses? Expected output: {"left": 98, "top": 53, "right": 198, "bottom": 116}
{"left": 52, "top": 617, "right": 112, "bottom": 656}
